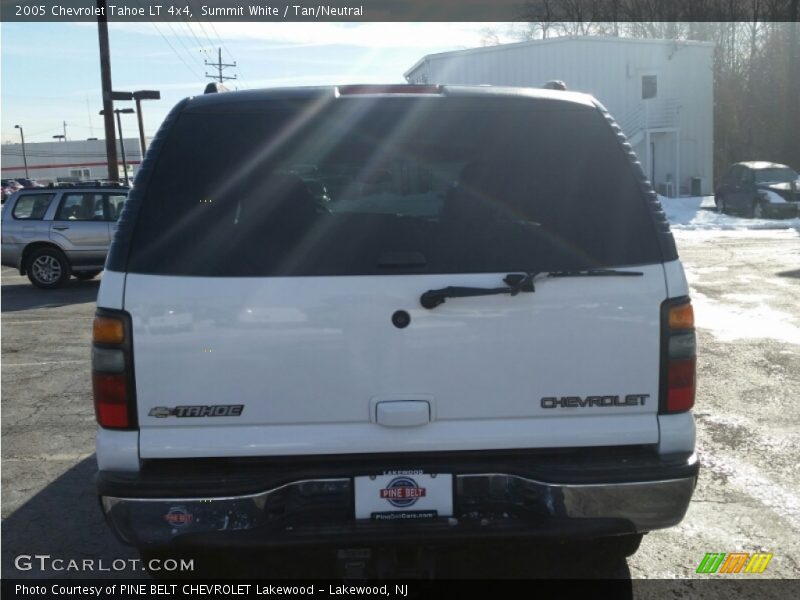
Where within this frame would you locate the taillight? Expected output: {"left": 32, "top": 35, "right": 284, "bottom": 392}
{"left": 92, "top": 309, "right": 136, "bottom": 429}
{"left": 660, "top": 298, "right": 696, "bottom": 413}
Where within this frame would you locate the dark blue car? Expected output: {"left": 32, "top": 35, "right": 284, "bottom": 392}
{"left": 715, "top": 161, "right": 799, "bottom": 218}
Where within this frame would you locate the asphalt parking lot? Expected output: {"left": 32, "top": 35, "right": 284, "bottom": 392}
{"left": 2, "top": 227, "right": 799, "bottom": 581}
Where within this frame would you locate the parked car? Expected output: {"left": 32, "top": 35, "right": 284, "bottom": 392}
{"left": 2, "top": 179, "right": 22, "bottom": 203}
{"left": 2, "top": 186, "right": 15, "bottom": 204}
{"left": 1, "top": 183, "right": 129, "bottom": 288}
{"left": 715, "top": 161, "right": 799, "bottom": 218}
{"left": 94, "top": 85, "right": 698, "bottom": 571}
{"left": 14, "top": 177, "right": 45, "bottom": 188}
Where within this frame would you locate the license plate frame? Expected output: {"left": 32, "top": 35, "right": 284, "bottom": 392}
{"left": 354, "top": 472, "right": 453, "bottom": 520}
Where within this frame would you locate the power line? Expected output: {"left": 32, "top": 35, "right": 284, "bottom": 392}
{"left": 178, "top": 19, "right": 213, "bottom": 65}
{"left": 192, "top": 18, "right": 219, "bottom": 56}
{"left": 133, "top": 0, "right": 203, "bottom": 81}
{"left": 206, "top": 21, "right": 228, "bottom": 56}
{"left": 204, "top": 19, "right": 248, "bottom": 87}
{"left": 163, "top": 19, "right": 207, "bottom": 72}
{"left": 150, "top": 21, "right": 204, "bottom": 81}
{"left": 26, "top": 126, "right": 64, "bottom": 137}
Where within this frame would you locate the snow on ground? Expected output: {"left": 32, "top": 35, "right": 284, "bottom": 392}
{"left": 685, "top": 286, "right": 800, "bottom": 346}
{"left": 660, "top": 195, "right": 800, "bottom": 230}
{"left": 683, "top": 256, "right": 800, "bottom": 346}
{"left": 668, "top": 195, "right": 800, "bottom": 346}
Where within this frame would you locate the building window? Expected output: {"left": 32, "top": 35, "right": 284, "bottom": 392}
{"left": 642, "top": 75, "right": 657, "bottom": 100}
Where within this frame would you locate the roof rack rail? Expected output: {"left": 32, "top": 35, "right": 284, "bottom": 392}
{"left": 45, "top": 181, "right": 129, "bottom": 189}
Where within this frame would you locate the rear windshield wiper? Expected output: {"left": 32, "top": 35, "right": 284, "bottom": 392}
{"left": 420, "top": 269, "right": 643, "bottom": 309}
{"left": 546, "top": 269, "right": 643, "bottom": 278}
{"left": 420, "top": 272, "right": 536, "bottom": 309}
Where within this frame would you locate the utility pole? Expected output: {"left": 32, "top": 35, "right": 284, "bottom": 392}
{"left": 109, "top": 90, "right": 160, "bottom": 156}
{"left": 205, "top": 48, "right": 237, "bottom": 84}
{"left": 96, "top": 0, "right": 119, "bottom": 182}
{"left": 101, "top": 108, "right": 135, "bottom": 186}
{"left": 14, "top": 125, "right": 29, "bottom": 178}
{"left": 63, "top": 121, "right": 68, "bottom": 142}
{"left": 133, "top": 90, "right": 161, "bottom": 155}
{"left": 115, "top": 110, "right": 129, "bottom": 186}
{"left": 86, "top": 95, "right": 95, "bottom": 138}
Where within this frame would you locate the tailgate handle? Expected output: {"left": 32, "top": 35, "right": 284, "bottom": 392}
{"left": 375, "top": 401, "right": 430, "bottom": 427}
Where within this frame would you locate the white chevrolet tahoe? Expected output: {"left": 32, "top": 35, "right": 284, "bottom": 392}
{"left": 93, "top": 85, "right": 698, "bottom": 568}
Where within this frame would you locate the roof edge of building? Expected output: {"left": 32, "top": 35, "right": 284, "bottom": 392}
{"left": 404, "top": 35, "right": 715, "bottom": 78}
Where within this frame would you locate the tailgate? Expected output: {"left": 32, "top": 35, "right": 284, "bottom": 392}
{"left": 127, "top": 267, "right": 666, "bottom": 458}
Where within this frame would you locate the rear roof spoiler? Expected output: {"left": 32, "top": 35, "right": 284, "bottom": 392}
{"left": 204, "top": 82, "right": 229, "bottom": 94}
{"left": 542, "top": 80, "right": 568, "bottom": 91}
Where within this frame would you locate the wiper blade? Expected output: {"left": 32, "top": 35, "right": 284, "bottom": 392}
{"left": 420, "top": 272, "right": 536, "bottom": 309}
{"left": 419, "top": 270, "right": 641, "bottom": 309}
{"left": 547, "top": 269, "right": 644, "bottom": 278}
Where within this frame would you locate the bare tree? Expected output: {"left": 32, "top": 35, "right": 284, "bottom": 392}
{"left": 480, "top": 26, "right": 501, "bottom": 47}
{"left": 511, "top": 0, "right": 800, "bottom": 178}
{"left": 518, "top": 0, "right": 563, "bottom": 39}
{"left": 786, "top": 0, "right": 799, "bottom": 166}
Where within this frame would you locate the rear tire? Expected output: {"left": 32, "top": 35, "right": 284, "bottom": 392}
{"left": 26, "top": 247, "right": 71, "bottom": 289}
{"left": 74, "top": 270, "right": 101, "bottom": 281}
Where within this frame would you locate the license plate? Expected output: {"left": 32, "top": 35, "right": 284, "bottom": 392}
{"left": 354, "top": 472, "right": 453, "bottom": 520}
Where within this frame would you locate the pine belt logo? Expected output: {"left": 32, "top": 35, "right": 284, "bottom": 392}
{"left": 163, "top": 506, "right": 193, "bottom": 528}
{"left": 696, "top": 552, "right": 773, "bottom": 574}
{"left": 380, "top": 476, "right": 427, "bottom": 508}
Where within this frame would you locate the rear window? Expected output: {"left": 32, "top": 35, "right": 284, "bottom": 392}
{"left": 127, "top": 97, "right": 662, "bottom": 276}
{"left": 754, "top": 168, "right": 797, "bottom": 184}
{"left": 13, "top": 193, "right": 53, "bottom": 220}
{"left": 55, "top": 193, "right": 107, "bottom": 221}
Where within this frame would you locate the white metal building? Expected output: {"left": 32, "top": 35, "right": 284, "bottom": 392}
{"left": 405, "top": 36, "right": 714, "bottom": 196}
{"left": 1, "top": 138, "right": 142, "bottom": 183}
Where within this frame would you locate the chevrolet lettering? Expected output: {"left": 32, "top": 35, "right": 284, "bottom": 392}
{"left": 541, "top": 394, "right": 650, "bottom": 408}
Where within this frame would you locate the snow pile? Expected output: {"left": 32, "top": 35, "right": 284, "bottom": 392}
{"left": 660, "top": 195, "right": 800, "bottom": 230}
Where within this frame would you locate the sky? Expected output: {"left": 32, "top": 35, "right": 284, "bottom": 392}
{"left": 1, "top": 22, "right": 518, "bottom": 144}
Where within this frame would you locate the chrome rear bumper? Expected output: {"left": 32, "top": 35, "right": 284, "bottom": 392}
{"left": 102, "top": 469, "right": 697, "bottom": 547}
